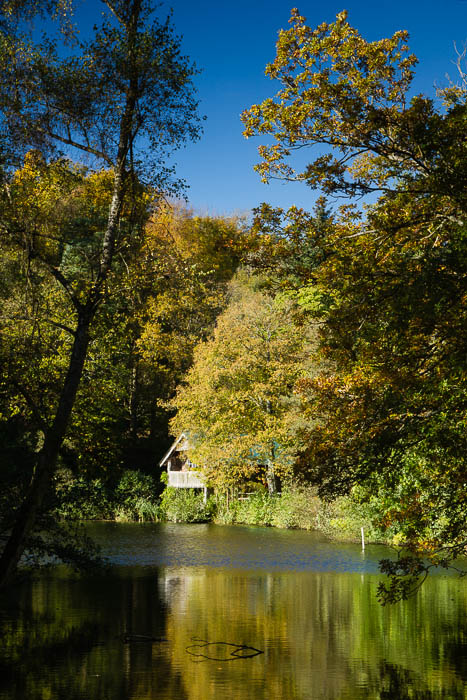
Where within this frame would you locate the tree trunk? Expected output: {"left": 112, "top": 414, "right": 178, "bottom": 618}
{"left": 265, "top": 406, "right": 278, "bottom": 495}
{"left": 129, "top": 363, "right": 139, "bottom": 443}
{"left": 266, "top": 459, "right": 278, "bottom": 495}
{"left": 0, "top": 312, "right": 92, "bottom": 587}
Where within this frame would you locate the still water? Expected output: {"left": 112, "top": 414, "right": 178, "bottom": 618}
{"left": 1, "top": 523, "right": 467, "bottom": 699}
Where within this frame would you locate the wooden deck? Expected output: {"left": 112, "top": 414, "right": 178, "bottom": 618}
{"left": 168, "top": 471, "right": 204, "bottom": 488}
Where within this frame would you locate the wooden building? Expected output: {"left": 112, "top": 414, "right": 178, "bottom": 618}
{"left": 159, "top": 433, "right": 208, "bottom": 499}
{"left": 160, "top": 433, "right": 280, "bottom": 500}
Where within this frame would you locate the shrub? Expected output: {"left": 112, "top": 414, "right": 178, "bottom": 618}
{"left": 316, "top": 495, "right": 380, "bottom": 542}
{"left": 159, "top": 487, "right": 213, "bottom": 523}
{"left": 270, "top": 487, "right": 321, "bottom": 530}
{"left": 213, "top": 486, "right": 322, "bottom": 530}
{"left": 55, "top": 469, "right": 160, "bottom": 522}
{"left": 234, "top": 492, "right": 275, "bottom": 526}
{"left": 54, "top": 475, "right": 113, "bottom": 520}
{"left": 113, "top": 470, "right": 160, "bottom": 522}
{"left": 211, "top": 486, "right": 381, "bottom": 541}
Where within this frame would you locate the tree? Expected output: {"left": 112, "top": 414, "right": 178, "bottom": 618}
{"left": 243, "top": 10, "right": 467, "bottom": 600}
{"left": 0, "top": 0, "right": 202, "bottom": 587}
{"left": 242, "top": 9, "right": 466, "bottom": 205}
{"left": 135, "top": 205, "right": 248, "bottom": 456}
{"left": 294, "top": 195, "right": 467, "bottom": 601}
{"left": 171, "top": 272, "right": 315, "bottom": 493}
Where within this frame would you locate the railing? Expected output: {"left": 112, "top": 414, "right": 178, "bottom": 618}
{"left": 168, "top": 471, "right": 205, "bottom": 488}
{"left": 237, "top": 491, "right": 282, "bottom": 500}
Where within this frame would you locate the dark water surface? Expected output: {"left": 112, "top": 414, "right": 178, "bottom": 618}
{"left": 1, "top": 523, "right": 466, "bottom": 699}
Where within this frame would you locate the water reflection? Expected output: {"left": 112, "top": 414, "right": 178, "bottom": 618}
{"left": 157, "top": 567, "right": 467, "bottom": 700}
{"left": 0, "top": 524, "right": 466, "bottom": 699}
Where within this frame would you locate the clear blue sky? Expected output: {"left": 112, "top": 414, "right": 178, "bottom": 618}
{"left": 77, "top": 0, "right": 467, "bottom": 216}
{"left": 164, "top": 0, "right": 467, "bottom": 216}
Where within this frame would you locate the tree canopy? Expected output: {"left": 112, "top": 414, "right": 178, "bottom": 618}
{"left": 242, "top": 9, "right": 467, "bottom": 601}
{"left": 171, "top": 272, "right": 316, "bottom": 493}
{"left": 0, "top": 0, "right": 202, "bottom": 587}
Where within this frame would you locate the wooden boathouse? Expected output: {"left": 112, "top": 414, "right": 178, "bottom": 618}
{"left": 159, "top": 433, "right": 208, "bottom": 498}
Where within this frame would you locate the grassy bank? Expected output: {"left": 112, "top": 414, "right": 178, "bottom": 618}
{"left": 56, "top": 472, "right": 384, "bottom": 544}
{"left": 159, "top": 486, "right": 383, "bottom": 544}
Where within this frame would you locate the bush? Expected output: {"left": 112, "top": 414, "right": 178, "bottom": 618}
{"left": 54, "top": 475, "right": 113, "bottom": 520}
{"left": 270, "top": 487, "right": 321, "bottom": 530}
{"left": 211, "top": 486, "right": 381, "bottom": 542}
{"left": 316, "top": 495, "right": 380, "bottom": 542}
{"left": 55, "top": 469, "right": 160, "bottom": 522}
{"left": 113, "top": 470, "right": 160, "bottom": 522}
{"left": 233, "top": 492, "right": 275, "bottom": 526}
{"left": 213, "top": 486, "right": 322, "bottom": 530}
{"left": 212, "top": 494, "right": 237, "bottom": 524}
{"left": 159, "top": 487, "right": 213, "bottom": 523}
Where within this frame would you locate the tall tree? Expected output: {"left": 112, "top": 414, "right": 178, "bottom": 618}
{"left": 242, "top": 9, "right": 466, "bottom": 205}
{"left": 137, "top": 206, "right": 247, "bottom": 386}
{"left": 171, "top": 272, "right": 315, "bottom": 493}
{"left": 242, "top": 10, "right": 467, "bottom": 600}
{"left": 0, "top": 0, "right": 202, "bottom": 587}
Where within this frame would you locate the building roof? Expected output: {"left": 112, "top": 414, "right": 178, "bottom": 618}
{"left": 159, "top": 432, "right": 189, "bottom": 467}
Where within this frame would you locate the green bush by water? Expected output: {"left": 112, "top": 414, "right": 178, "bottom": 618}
{"left": 315, "top": 495, "right": 381, "bottom": 542}
{"left": 213, "top": 488, "right": 322, "bottom": 530}
{"left": 55, "top": 470, "right": 161, "bottom": 522}
{"left": 159, "top": 487, "right": 213, "bottom": 523}
{"left": 113, "top": 471, "right": 160, "bottom": 522}
{"left": 55, "top": 476, "right": 114, "bottom": 521}
{"left": 212, "top": 486, "right": 380, "bottom": 542}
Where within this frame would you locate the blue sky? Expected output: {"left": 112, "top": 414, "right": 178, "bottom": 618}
{"left": 79, "top": 0, "right": 467, "bottom": 216}
{"left": 164, "top": 0, "right": 467, "bottom": 216}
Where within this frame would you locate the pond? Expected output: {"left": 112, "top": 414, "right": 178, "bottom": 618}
{"left": 1, "top": 523, "right": 466, "bottom": 699}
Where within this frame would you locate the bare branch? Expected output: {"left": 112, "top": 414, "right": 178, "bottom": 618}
{"left": 37, "top": 127, "right": 112, "bottom": 166}
{"left": 101, "top": 0, "right": 127, "bottom": 27}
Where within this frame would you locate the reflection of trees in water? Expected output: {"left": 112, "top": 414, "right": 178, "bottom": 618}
{"left": 443, "top": 628, "right": 467, "bottom": 683}
{"left": 0, "top": 616, "right": 100, "bottom": 699}
{"left": 161, "top": 569, "right": 467, "bottom": 700}
{"left": 2, "top": 567, "right": 467, "bottom": 700}
{"left": 377, "top": 662, "right": 465, "bottom": 700}
{"left": 0, "top": 569, "right": 188, "bottom": 700}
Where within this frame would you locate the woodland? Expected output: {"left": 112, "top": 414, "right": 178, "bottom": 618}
{"left": 0, "top": 1, "right": 466, "bottom": 603}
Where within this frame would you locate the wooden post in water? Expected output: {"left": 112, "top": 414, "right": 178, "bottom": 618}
{"left": 361, "top": 527, "right": 365, "bottom": 551}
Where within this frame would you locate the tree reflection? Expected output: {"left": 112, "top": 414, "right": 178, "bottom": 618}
{"left": 377, "top": 662, "right": 465, "bottom": 699}
{"left": 1, "top": 566, "right": 466, "bottom": 699}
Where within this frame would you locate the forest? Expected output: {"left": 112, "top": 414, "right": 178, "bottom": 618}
{"left": 0, "top": 0, "right": 466, "bottom": 603}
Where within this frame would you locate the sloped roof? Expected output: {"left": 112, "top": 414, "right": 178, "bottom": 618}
{"left": 159, "top": 432, "right": 189, "bottom": 467}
